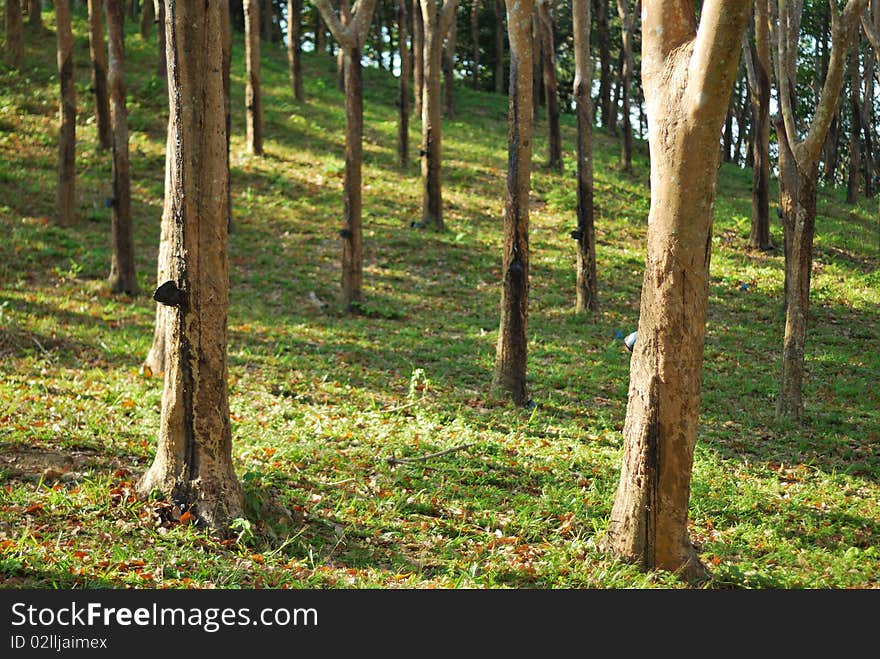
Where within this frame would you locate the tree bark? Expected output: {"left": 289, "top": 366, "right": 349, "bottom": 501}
{"left": 314, "top": 0, "right": 379, "bottom": 308}
{"left": 221, "top": 0, "right": 233, "bottom": 233}
{"left": 140, "top": 0, "right": 153, "bottom": 39}
{"left": 137, "top": 0, "right": 244, "bottom": 533}
{"left": 616, "top": 0, "right": 634, "bottom": 171}
{"left": 29, "top": 0, "right": 41, "bottom": 29}
{"left": 862, "top": 29, "right": 875, "bottom": 197}
{"left": 594, "top": 0, "right": 611, "bottom": 128}
{"left": 56, "top": 0, "right": 77, "bottom": 227}
{"left": 603, "top": 0, "right": 750, "bottom": 582}
{"left": 470, "top": 0, "right": 480, "bottom": 88}
{"left": 87, "top": 0, "right": 112, "bottom": 150}
{"left": 155, "top": 0, "right": 167, "bottom": 88}
{"left": 537, "top": 0, "right": 561, "bottom": 170}
{"left": 846, "top": 44, "right": 861, "bottom": 203}
{"left": 105, "top": 0, "right": 138, "bottom": 295}
{"left": 572, "top": 0, "right": 597, "bottom": 312}
{"left": 493, "top": 0, "right": 533, "bottom": 406}
{"left": 743, "top": 0, "right": 773, "bottom": 250}
{"left": 531, "top": 13, "right": 542, "bottom": 118}
{"left": 398, "top": 0, "right": 412, "bottom": 166}
{"left": 493, "top": 0, "right": 504, "bottom": 93}
{"left": 413, "top": 0, "right": 425, "bottom": 116}
{"left": 5, "top": 0, "right": 24, "bottom": 69}
{"left": 771, "top": 0, "right": 868, "bottom": 419}
{"left": 419, "top": 0, "right": 457, "bottom": 229}
{"left": 337, "top": 0, "right": 349, "bottom": 92}
{"left": 315, "top": 8, "right": 327, "bottom": 51}
{"left": 288, "top": 0, "right": 305, "bottom": 102}
{"left": 442, "top": 5, "right": 457, "bottom": 118}
{"left": 245, "top": 0, "right": 264, "bottom": 155}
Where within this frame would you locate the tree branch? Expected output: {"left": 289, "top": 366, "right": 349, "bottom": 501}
{"left": 775, "top": 0, "right": 801, "bottom": 154}
{"left": 312, "top": 0, "right": 355, "bottom": 47}
{"left": 862, "top": 6, "right": 880, "bottom": 52}
{"left": 385, "top": 442, "right": 475, "bottom": 466}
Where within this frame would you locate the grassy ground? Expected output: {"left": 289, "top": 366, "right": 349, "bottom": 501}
{"left": 1, "top": 10, "right": 878, "bottom": 589}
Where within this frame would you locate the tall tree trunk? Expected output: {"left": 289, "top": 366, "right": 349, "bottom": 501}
{"left": 314, "top": 0, "right": 379, "bottom": 308}
{"left": 470, "top": 0, "right": 480, "bottom": 88}
{"left": 105, "top": 0, "right": 138, "bottom": 295}
{"left": 288, "top": 0, "right": 305, "bottom": 102}
{"left": 537, "top": 0, "right": 561, "bottom": 170}
{"left": 155, "top": 0, "right": 167, "bottom": 88}
{"left": 413, "top": 0, "right": 425, "bottom": 116}
{"left": 616, "top": 0, "right": 633, "bottom": 171}
{"left": 442, "top": 7, "right": 456, "bottom": 118}
{"left": 221, "top": 0, "right": 233, "bottom": 232}
{"left": 846, "top": 44, "right": 861, "bottom": 204}
{"left": 56, "top": 0, "right": 76, "bottom": 227}
{"left": 316, "top": 8, "right": 327, "bottom": 51}
{"left": 862, "top": 36, "right": 875, "bottom": 197}
{"left": 337, "top": 0, "right": 349, "bottom": 92}
{"left": 137, "top": 0, "right": 244, "bottom": 532}
{"left": 87, "top": 0, "right": 112, "bottom": 150}
{"left": 594, "top": 0, "right": 611, "bottom": 128}
{"left": 144, "top": 137, "right": 172, "bottom": 375}
{"left": 245, "top": 0, "right": 264, "bottom": 155}
{"left": 128, "top": 0, "right": 137, "bottom": 21}
{"left": 398, "top": 0, "right": 412, "bottom": 166}
{"left": 29, "top": 0, "right": 41, "bottom": 28}
{"left": 572, "top": 0, "right": 596, "bottom": 312}
{"left": 603, "top": 0, "right": 750, "bottom": 582}
{"left": 743, "top": 0, "right": 773, "bottom": 250}
{"left": 5, "top": 0, "right": 24, "bottom": 69}
{"left": 493, "top": 0, "right": 533, "bottom": 405}
{"left": 419, "top": 0, "right": 457, "bottom": 230}
{"left": 260, "top": 0, "right": 271, "bottom": 41}
{"left": 772, "top": 0, "right": 868, "bottom": 419}
{"left": 531, "top": 13, "right": 542, "bottom": 118}
{"left": 822, "top": 109, "right": 840, "bottom": 184}
{"left": 493, "top": 0, "right": 504, "bottom": 93}
{"left": 140, "top": 0, "right": 153, "bottom": 39}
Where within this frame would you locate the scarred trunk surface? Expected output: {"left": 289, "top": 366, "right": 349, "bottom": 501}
{"left": 105, "top": 0, "right": 138, "bottom": 295}
{"left": 572, "top": 0, "right": 596, "bottom": 312}
{"left": 245, "top": 0, "right": 264, "bottom": 155}
{"left": 493, "top": 0, "right": 533, "bottom": 405}
{"left": 604, "top": 0, "right": 749, "bottom": 582}
{"left": 56, "top": 0, "right": 77, "bottom": 227}
{"left": 137, "top": 0, "right": 243, "bottom": 532}
{"left": 87, "top": 0, "right": 112, "bottom": 150}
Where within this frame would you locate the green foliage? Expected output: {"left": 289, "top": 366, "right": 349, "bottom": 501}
{"left": 0, "top": 9, "right": 877, "bottom": 590}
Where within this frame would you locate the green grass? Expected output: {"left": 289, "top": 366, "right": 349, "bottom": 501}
{"left": 0, "top": 10, "right": 878, "bottom": 590}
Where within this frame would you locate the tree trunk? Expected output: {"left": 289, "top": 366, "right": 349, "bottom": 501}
{"left": 419, "top": 0, "right": 457, "bottom": 230}
{"left": 136, "top": 0, "right": 244, "bottom": 533}
{"left": 537, "top": 0, "right": 561, "bottom": 170}
{"left": 744, "top": 0, "right": 772, "bottom": 250}
{"left": 846, "top": 45, "right": 861, "bottom": 203}
{"left": 493, "top": 0, "right": 504, "bottom": 93}
{"left": 245, "top": 0, "right": 264, "bottom": 155}
{"left": 531, "top": 13, "right": 542, "bottom": 118}
{"left": 603, "top": 0, "right": 750, "bottom": 582}
{"left": 493, "top": 0, "right": 533, "bottom": 405}
{"left": 413, "top": 0, "right": 425, "bottom": 116}
{"left": 822, "top": 109, "right": 840, "bottom": 184}
{"left": 56, "top": 0, "right": 77, "bottom": 227}
{"left": 442, "top": 8, "right": 456, "bottom": 118}
{"left": 616, "top": 0, "right": 633, "bottom": 171}
{"left": 398, "top": 0, "right": 412, "bottom": 166}
{"left": 260, "top": 0, "right": 271, "bottom": 41}
{"left": 595, "top": 0, "right": 611, "bottom": 128}
{"left": 316, "top": 9, "right": 327, "bottom": 51}
{"left": 128, "top": 0, "right": 137, "bottom": 21}
{"left": 288, "top": 0, "right": 305, "bottom": 102}
{"left": 105, "top": 0, "right": 138, "bottom": 295}
{"left": 337, "top": 0, "right": 349, "bottom": 92}
{"left": 221, "top": 0, "right": 233, "bottom": 233}
{"left": 29, "top": 0, "right": 41, "bottom": 29}
{"left": 139, "top": 0, "right": 152, "bottom": 39}
{"left": 861, "top": 41, "right": 875, "bottom": 198}
{"left": 470, "top": 0, "right": 480, "bottom": 88}
{"left": 572, "top": 0, "right": 596, "bottom": 312}
{"left": 155, "top": 0, "right": 166, "bottom": 88}
{"left": 340, "top": 46, "right": 364, "bottom": 308}
{"left": 87, "top": 0, "right": 112, "bottom": 150}
{"left": 5, "top": 0, "right": 24, "bottom": 69}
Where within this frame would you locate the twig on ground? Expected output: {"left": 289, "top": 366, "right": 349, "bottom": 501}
{"left": 386, "top": 442, "right": 476, "bottom": 467}
{"left": 31, "top": 337, "right": 53, "bottom": 360}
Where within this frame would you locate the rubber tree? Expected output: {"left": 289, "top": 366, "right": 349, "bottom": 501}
{"left": 137, "top": 0, "right": 244, "bottom": 532}
{"left": 602, "top": 0, "right": 750, "bottom": 582}
{"left": 155, "top": 0, "right": 166, "bottom": 88}
{"left": 536, "top": 0, "right": 561, "bottom": 170}
{"left": 313, "top": 0, "right": 379, "bottom": 309}
{"left": 862, "top": 0, "right": 880, "bottom": 246}
{"left": 770, "top": 0, "right": 867, "bottom": 420}
{"left": 442, "top": 3, "right": 457, "bottom": 118}
{"left": 419, "top": 0, "right": 458, "bottom": 229}
{"left": 494, "top": 0, "right": 505, "bottom": 92}
{"left": 288, "top": 0, "right": 305, "bottom": 102}
{"left": 140, "top": 0, "right": 153, "bottom": 39}
{"left": 398, "top": 0, "right": 412, "bottom": 166}
{"left": 56, "top": 0, "right": 76, "bottom": 227}
{"left": 413, "top": 0, "right": 425, "bottom": 116}
{"left": 470, "top": 0, "right": 480, "bottom": 88}
{"left": 492, "top": 0, "right": 533, "bottom": 406}
{"left": 29, "top": 0, "right": 42, "bottom": 29}
{"left": 846, "top": 37, "right": 861, "bottom": 204}
{"left": 594, "top": 0, "right": 612, "bottom": 128}
{"left": 245, "top": 0, "right": 264, "bottom": 155}
{"left": 572, "top": 0, "right": 597, "bottom": 312}
{"left": 5, "top": 0, "right": 23, "bottom": 69}
{"left": 742, "top": 0, "right": 774, "bottom": 250}
{"left": 615, "top": 0, "right": 634, "bottom": 171}
{"left": 87, "top": 0, "right": 112, "bottom": 149}
{"left": 105, "top": 0, "right": 138, "bottom": 295}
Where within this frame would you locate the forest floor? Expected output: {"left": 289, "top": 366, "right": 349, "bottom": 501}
{"left": 1, "top": 11, "right": 878, "bottom": 589}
